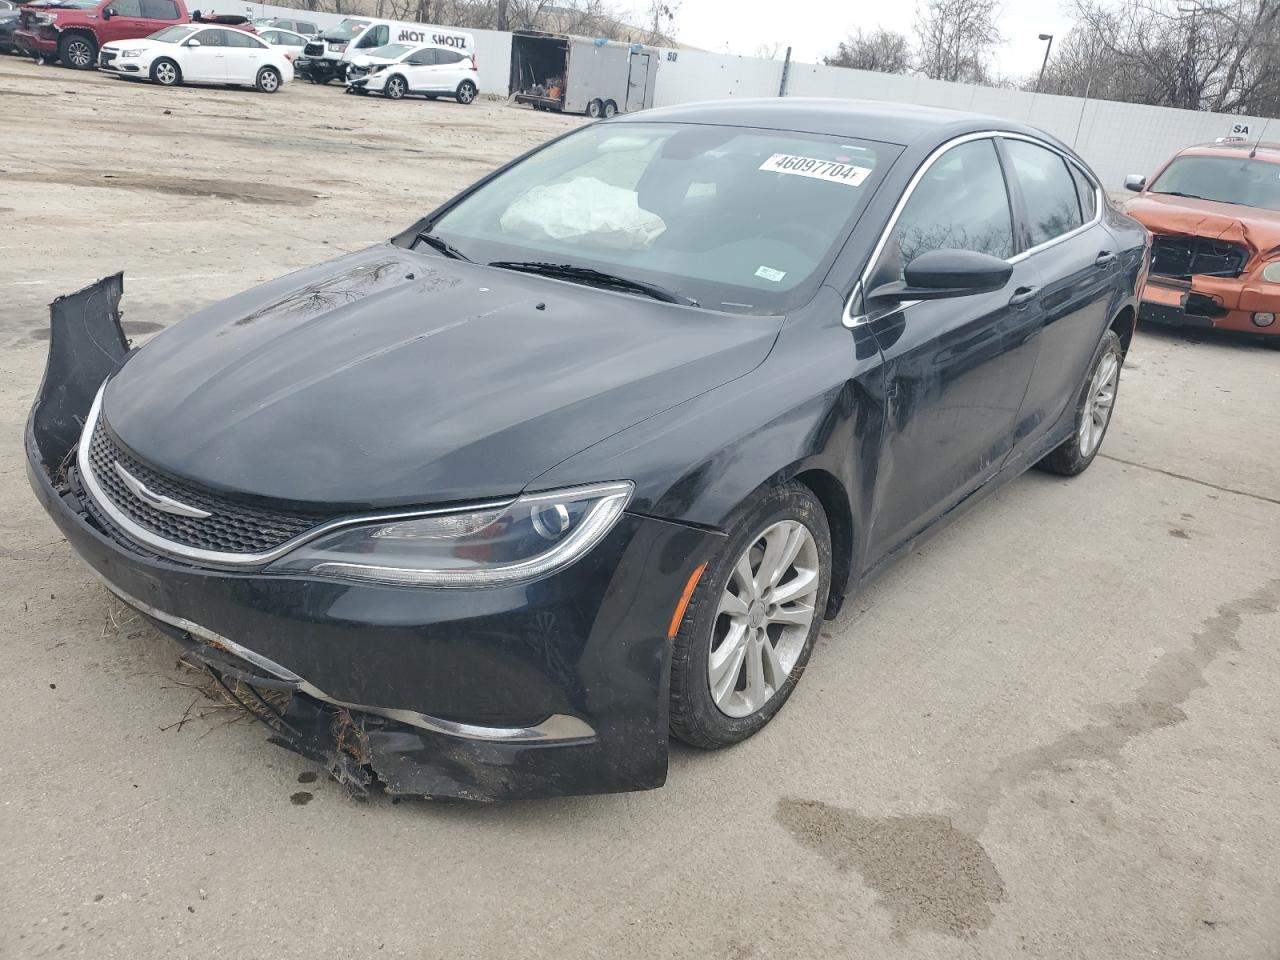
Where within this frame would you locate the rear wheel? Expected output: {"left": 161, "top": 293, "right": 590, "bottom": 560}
{"left": 669, "top": 482, "right": 831, "bottom": 749}
{"left": 586, "top": 98, "right": 603, "bottom": 118}
{"left": 255, "top": 66, "right": 281, "bottom": 93}
{"left": 151, "top": 57, "right": 180, "bottom": 86}
{"left": 455, "top": 79, "right": 476, "bottom": 104}
{"left": 1037, "top": 329, "right": 1124, "bottom": 476}
{"left": 384, "top": 74, "right": 407, "bottom": 99}
{"left": 58, "top": 32, "right": 95, "bottom": 69}
{"left": 603, "top": 99, "right": 618, "bottom": 117}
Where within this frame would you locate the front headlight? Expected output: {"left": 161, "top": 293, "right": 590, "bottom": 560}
{"left": 268, "top": 481, "right": 633, "bottom": 586}
{"left": 369, "top": 62, "right": 387, "bottom": 73}
{"left": 121, "top": 49, "right": 143, "bottom": 57}
{"left": 33, "top": 12, "right": 56, "bottom": 24}
{"left": 1262, "top": 262, "right": 1280, "bottom": 283}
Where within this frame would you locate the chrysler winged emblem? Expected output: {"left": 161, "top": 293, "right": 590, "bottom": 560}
{"left": 112, "top": 462, "right": 212, "bottom": 519}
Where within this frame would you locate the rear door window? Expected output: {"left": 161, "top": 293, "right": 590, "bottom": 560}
{"left": 1003, "top": 139, "right": 1084, "bottom": 247}
{"left": 1069, "top": 163, "right": 1098, "bottom": 221}
{"left": 140, "top": 0, "right": 179, "bottom": 19}
{"left": 224, "top": 29, "right": 263, "bottom": 48}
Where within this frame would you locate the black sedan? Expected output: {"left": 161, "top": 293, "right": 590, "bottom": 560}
{"left": 26, "top": 99, "right": 1148, "bottom": 801}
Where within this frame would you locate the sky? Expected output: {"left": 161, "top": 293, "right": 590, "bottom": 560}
{"left": 633, "top": 0, "right": 1077, "bottom": 83}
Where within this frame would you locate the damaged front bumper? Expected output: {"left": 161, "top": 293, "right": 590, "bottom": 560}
{"left": 26, "top": 276, "right": 717, "bottom": 802}
{"left": 1140, "top": 277, "right": 1280, "bottom": 335}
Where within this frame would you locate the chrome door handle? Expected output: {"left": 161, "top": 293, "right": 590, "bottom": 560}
{"left": 1008, "top": 285, "right": 1039, "bottom": 307}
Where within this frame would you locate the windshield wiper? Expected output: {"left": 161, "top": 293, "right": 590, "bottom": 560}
{"left": 487, "top": 261, "right": 697, "bottom": 306}
{"left": 1157, "top": 190, "right": 1210, "bottom": 201}
{"left": 415, "top": 231, "right": 471, "bottom": 262}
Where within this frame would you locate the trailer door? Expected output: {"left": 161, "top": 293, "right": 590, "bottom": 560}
{"left": 626, "top": 51, "right": 651, "bottom": 112}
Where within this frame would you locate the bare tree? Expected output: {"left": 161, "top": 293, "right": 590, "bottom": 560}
{"left": 823, "top": 27, "right": 912, "bottom": 73}
{"left": 913, "top": 0, "right": 1003, "bottom": 83}
{"left": 1040, "top": 0, "right": 1280, "bottom": 114}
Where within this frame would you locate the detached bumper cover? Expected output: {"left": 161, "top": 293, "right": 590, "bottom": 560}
{"left": 1141, "top": 276, "right": 1280, "bottom": 335}
{"left": 26, "top": 276, "right": 719, "bottom": 801}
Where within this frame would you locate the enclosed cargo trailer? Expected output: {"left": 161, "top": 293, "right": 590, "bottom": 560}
{"left": 509, "top": 31, "right": 657, "bottom": 117}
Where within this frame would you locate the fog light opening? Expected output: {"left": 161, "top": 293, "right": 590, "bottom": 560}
{"left": 1253, "top": 312, "right": 1276, "bottom": 327}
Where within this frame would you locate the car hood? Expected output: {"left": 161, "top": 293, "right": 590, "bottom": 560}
{"left": 101, "top": 37, "right": 161, "bottom": 51}
{"left": 102, "top": 245, "right": 780, "bottom": 509}
{"left": 1125, "top": 192, "right": 1280, "bottom": 257}
{"left": 350, "top": 52, "right": 397, "bottom": 66}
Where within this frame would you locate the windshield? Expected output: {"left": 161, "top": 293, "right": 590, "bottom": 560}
{"left": 426, "top": 123, "right": 894, "bottom": 315}
{"left": 322, "top": 18, "right": 369, "bottom": 40}
{"left": 149, "top": 24, "right": 198, "bottom": 41}
{"left": 367, "top": 42, "right": 411, "bottom": 59}
{"left": 1150, "top": 154, "right": 1280, "bottom": 210}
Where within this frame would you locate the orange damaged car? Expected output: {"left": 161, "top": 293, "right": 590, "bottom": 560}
{"left": 1124, "top": 138, "right": 1280, "bottom": 338}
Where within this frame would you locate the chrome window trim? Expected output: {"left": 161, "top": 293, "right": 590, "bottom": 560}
{"left": 76, "top": 383, "right": 514, "bottom": 569}
{"left": 94, "top": 573, "right": 596, "bottom": 743}
{"left": 844, "top": 130, "right": 1105, "bottom": 328}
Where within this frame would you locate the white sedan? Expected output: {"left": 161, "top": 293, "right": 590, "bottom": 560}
{"left": 98, "top": 24, "right": 293, "bottom": 93}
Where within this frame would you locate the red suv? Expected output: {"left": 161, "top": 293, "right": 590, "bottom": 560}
{"left": 16, "top": 0, "right": 188, "bottom": 68}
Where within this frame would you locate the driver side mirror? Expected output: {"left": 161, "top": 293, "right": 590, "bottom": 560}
{"left": 101, "top": 5, "right": 114, "bottom": 18}
{"left": 867, "top": 248, "right": 1013, "bottom": 304}
{"left": 184, "top": 37, "right": 201, "bottom": 46}
{"left": 1124, "top": 174, "right": 1146, "bottom": 192}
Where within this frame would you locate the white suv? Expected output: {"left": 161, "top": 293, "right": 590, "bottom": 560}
{"left": 345, "top": 41, "right": 478, "bottom": 104}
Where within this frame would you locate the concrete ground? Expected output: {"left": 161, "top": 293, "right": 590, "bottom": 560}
{"left": 2, "top": 56, "right": 1279, "bottom": 960}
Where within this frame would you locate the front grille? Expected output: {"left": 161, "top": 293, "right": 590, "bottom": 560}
{"left": 1150, "top": 234, "right": 1248, "bottom": 279}
{"left": 303, "top": 40, "right": 323, "bottom": 56}
{"left": 86, "top": 418, "right": 329, "bottom": 556}
{"left": 346, "top": 64, "right": 367, "bottom": 79}
{"left": 99, "top": 49, "right": 116, "bottom": 66}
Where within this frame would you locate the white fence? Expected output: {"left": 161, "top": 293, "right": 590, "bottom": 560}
{"left": 233, "top": 4, "right": 1275, "bottom": 189}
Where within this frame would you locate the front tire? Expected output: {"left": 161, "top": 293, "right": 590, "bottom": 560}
{"left": 586, "top": 97, "right": 603, "bottom": 118}
{"left": 669, "top": 482, "right": 831, "bottom": 749}
{"left": 151, "top": 57, "right": 181, "bottom": 86}
{"left": 1038, "top": 328, "right": 1124, "bottom": 476}
{"left": 255, "top": 66, "right": 281, "bottom": 93}
{"left": 384, "top": 74, "right": 406, "bottom": 100}
{"left": 455, "top": 79, "right": 476, "bottom": 104}
{"left": 58, "top": 32, "right": 96, "bottom": 69}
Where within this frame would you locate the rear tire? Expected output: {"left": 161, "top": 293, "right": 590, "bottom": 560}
{"left": 603, "top": 99, "right": 618, "bottom": 117}
{"left": 669, "top": 482, "right": 831, "bottom": 750}
{"left": 384, "top": 74, "right": 406, "bottom": 100}
{"left": 455, "top": 79, "right": 476, "bottom": 104}
{"left": 255, "top": 66, "right": 281, "bottom": 93}
{"left": 1037, "top": 329, "right": 1124, "bottom": 476}
{"left": 151, "top": 57, "right": 180, "bottom": 86}
{"left": 58, "top": 32, "right": 95, "bottom": 69}
{"left": 586, "top": 97, "right": 603, "bottom": 118}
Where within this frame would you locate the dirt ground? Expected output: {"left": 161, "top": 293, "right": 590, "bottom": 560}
{"left": 2, "top": 56, "right": 1279, "bottom": 960}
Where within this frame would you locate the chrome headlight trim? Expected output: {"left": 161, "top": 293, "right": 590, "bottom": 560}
{"left": 75, "top": 383, "right": 515, "bottom": 569}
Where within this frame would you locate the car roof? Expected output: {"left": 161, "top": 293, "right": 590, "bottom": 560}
{"left": 1178, "top": 140, "right": 1280, "bottom": 163}
{"left": 621, "top": 97, "right": 1067, "bottom": 150}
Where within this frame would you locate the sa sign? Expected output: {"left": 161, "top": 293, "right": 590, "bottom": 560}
{"left": 1230, "top": 123, "right": 1251, "bottom": 137}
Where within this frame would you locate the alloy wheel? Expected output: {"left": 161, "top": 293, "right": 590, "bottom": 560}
{"left": 458, "top": 81, "right": 475, "bottom": 103}
{"left": 259, "top": 68, "right": 279, "bottom": 92}
{"left": 66, "top": 38, "right": 92, "bottom": 67}
{"left": 1078, "top": 349, "right": 1119, "bottom": 457}
{"left": 155, "top": 61, "right": 177, "bottom": 84}
{"left": 708, "top": 520, "right": 820, "bottom": 718}
{"left": 387, "top": 77, "right": 405, "bottom": 99}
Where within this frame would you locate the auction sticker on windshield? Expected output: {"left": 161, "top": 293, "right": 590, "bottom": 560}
{"left": 759, "top": 154, "right": 872, "bottom": 186}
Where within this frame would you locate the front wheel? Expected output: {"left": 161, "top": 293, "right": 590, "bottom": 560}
{"left": 255, "top": 66, "right": 281, "bottom": 93}
{"left": 384, "top": 74, "right": 406, "bottom": 100}
{"left": 586, "top": 98, "right": 603, "bottom": 118}
{"left": 455, "top": 79, "right": 476, "bottom": 104}
{"left": 1037, "top": 329, "right": 1124, "bottom": 476}
{"left": 58, "top": 32, "right": 96, "bottom": 69}
{"left": 151, "top": 57, "right": 180, "bottom": 86}
{"left": 669, "top": 482, "right": 831, "bottom": 749}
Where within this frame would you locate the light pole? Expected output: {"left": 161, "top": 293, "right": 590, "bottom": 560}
{"left": 1037, "top": 33, "right": 1054, "bottom": 91}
